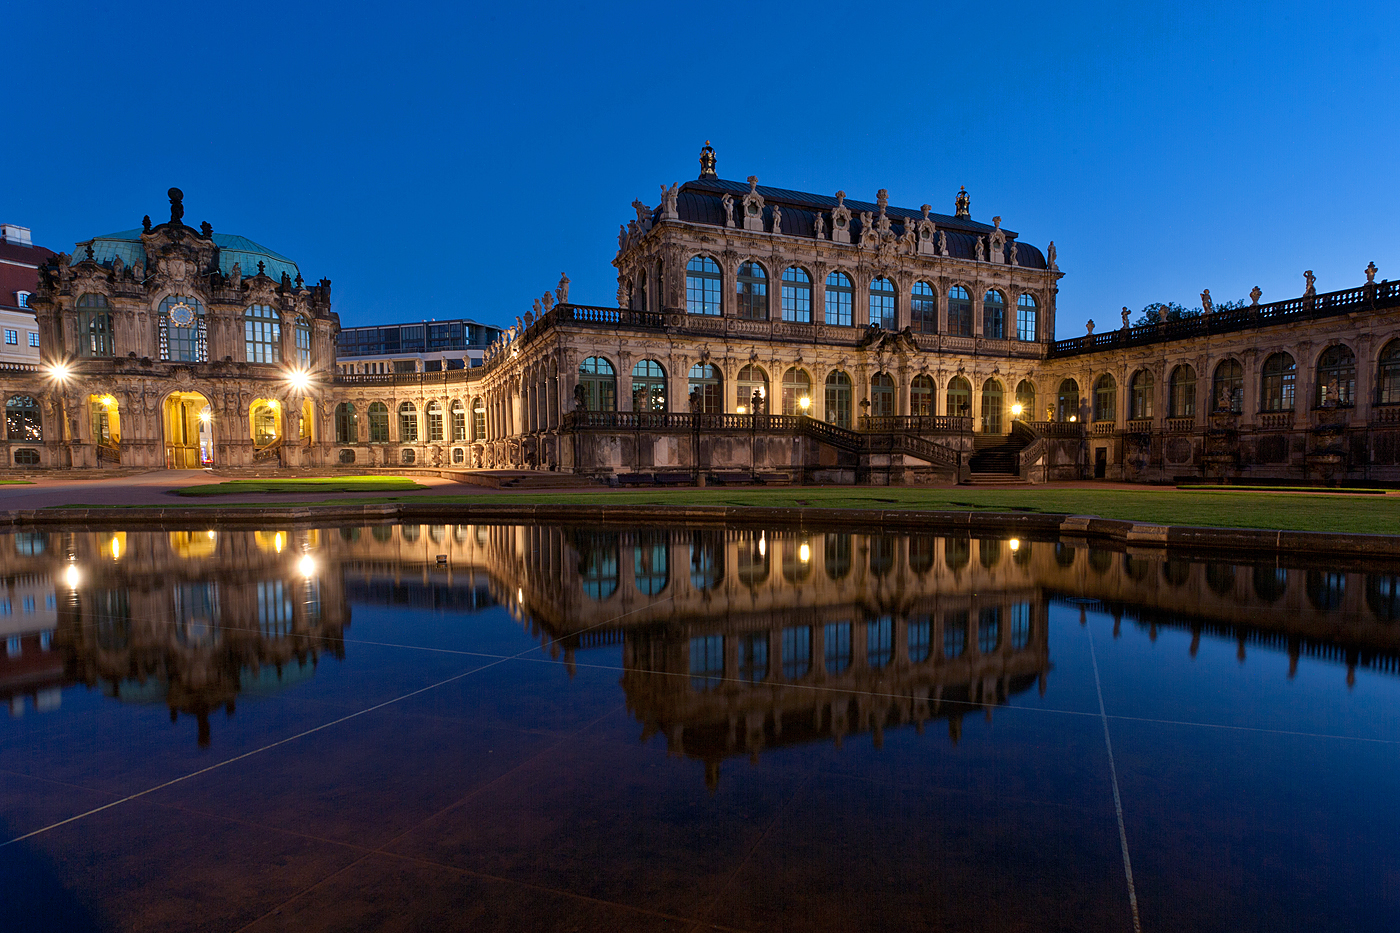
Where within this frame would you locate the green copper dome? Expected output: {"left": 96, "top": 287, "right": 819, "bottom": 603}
{"left": 78, "top": 229, "right": 302, "bottom": 283}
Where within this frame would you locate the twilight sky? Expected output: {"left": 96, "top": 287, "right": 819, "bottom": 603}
{"left": 6, "top": 1, "right": 1397, "bottom": 337}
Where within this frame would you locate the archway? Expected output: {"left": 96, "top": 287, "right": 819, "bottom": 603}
{"left": 249, "top": 398, "right": 284, "bottom": 456}
{"left": 163, "top": 391, "right": 211, "bottom": 468}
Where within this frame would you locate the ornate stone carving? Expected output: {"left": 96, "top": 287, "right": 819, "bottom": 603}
{"left": 955, "top": 186, "right": 970, "bottom": 219}
{"left": 698, "top": 140, "right": 716, "bottom": 178}
{"left": 1366, "top": 261, "right": 1378, "bottom": 285}
{"left": 721, "top": 193, "right": 735, "bottom": 228}
{"left": 974, "top": 237, "right": 985, "bottom": 262}
{"left": 1121, "top": 307, "right": 1131, "bottom": 329}
{"left": 556, "top": 272, "right": 570, "bottom": 305}
{"left": 659, "top": 182, "right": 679, "bottom": 221}
{"left": 742, "top": 177, "right": 765, "bottom": 232}
{"left": 1250, "top": 285, "right": 1262, "bottom": 306}
{"left": 938, "top": 230, "right": 948, "bottom": 257}
{"left": 813, "top": 212, "right": 826, "bottom": 240}
{"left": 1304, "top": 270, "right": 1317, "bottom": 297}
{"left": 1201, "top": 289, "right": 1214, "bottom": 314}
{"left": 1047, "top": 240, "right": 1057, "bottom": 271}
{"left": 830, "top": 191, "right": 852, "bottom": 244}
{"left": 771, "top": 204, "right": 782, "bottom": 235}
{"left": 1086, "top": 319, "right": 1095, "bottom": 335}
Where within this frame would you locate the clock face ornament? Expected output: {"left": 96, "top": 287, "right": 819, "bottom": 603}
{"left": 169, "top": 302, "right": 195, "bottom": 327}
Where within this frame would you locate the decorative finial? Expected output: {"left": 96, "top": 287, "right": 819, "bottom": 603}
{"left": 168, "top": 187, "right": 184, "bottom": 225}
{"left": 200, "top": 221, "right": 212, "bottom": 238}
{"left": 1365, "top": 261, "right": 1378, "bottom": 285}
{"left": 876, "top": 189, "right": 888, "bottom": 213}
{"left": 747, "top": 175, "right": 758, "bottom": 194}
{"left": 85, "top": 242, "right": 94, "bottom": 261}
{"left": 955, "top": 186, "right": 970, "bottom": 219}
{"left": 992, "top": 215, "right": 1001, "bottom": 230}
{"left": 257, "top": 260, "right": 265, "bottom": 275}
{"left": 142, "top": 215, "right": 152, "bottom": 234}
{"left": 1250, "top": 285, "right": 1262, "bottom": 306}
{"left": 699, "top": 140, "right": 717, "bottom": 178}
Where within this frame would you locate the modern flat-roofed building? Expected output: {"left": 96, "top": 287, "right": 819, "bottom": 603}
{"left": 335, "top": 318, "right": 502, "bottom": 374}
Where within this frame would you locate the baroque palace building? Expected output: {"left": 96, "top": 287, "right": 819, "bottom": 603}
{"left": 6, "top": 147, "right": 1400, "bottom": 483}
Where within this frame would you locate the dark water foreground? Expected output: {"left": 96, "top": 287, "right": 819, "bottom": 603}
{"left": 0, "top": 524, "right": 1397, "bottom": 932}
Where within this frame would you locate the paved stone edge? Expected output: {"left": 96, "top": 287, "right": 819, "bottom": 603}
{"left": 0, "top": 502, "right": 1395, "bottom": 557}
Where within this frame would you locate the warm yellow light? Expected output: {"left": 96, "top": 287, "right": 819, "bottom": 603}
{"left": 199, "top": 410, "right": 211, "bottom": 424}
{"left": 799, "top": 543, "right": 810, "bottom": 563}
{"left": 286, "top": 369, "right": 311, "bottom": 391}
{"left": 47, "top": 362, "right": 71, "bottom": 382}
{"left": 267, "top": 399, "right": 279, "bottom": 409}
{"left": 1009, "top": 538, "right": 1021, "bottom": 551}
{"left": 736, "top": 405, "right": 746, "bottom": 414}
{"left": 100, "top": 395, "right": 115, "bottom": 408}
{"left": 798, "top": 396, "right": 811, "bottom": 411}
{"left": 64, "top": 564, "right": 79, "bottom": 589}
{"left": 1069, "top": 415, "right": 1077, "bottom": 422}
{"left": 206, "top": 530, "right": 216, "bottom": 540}
{"left": 298, "top": 554, "right": 316, "bottom": 578}
{"left": 517, "top": 588, "right": 524, "bottom": 603}
{"left": 1011, "top": 403, "right": 1023, "bottom": 417}
{"left": 758, "top": 533, "right": 766, "bottom": 558}
{"left": 110, "top": 535, "right": 122, "bottom": 561}
{"left": 274, "top": 531, "right": 285, "bottom": 553}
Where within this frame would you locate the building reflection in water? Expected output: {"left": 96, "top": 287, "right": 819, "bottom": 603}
{"left": 1, "top": 523, "right": 1398, "bottom": 773}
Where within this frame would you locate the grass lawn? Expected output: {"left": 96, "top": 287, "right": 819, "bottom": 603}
{"left": 0, "top": 480, "right": 33, "bottom": 485}
{"left": 116, "top": 484, "right": 1400, "bottom": 535}
{"left": 175, "top": 476, "right": 427, "bottom": 497}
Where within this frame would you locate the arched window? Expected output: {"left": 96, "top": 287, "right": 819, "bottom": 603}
{"left": 781, "top": 266, "right": 811, "bottom": 323}
{"left": 244, "top": 304, "right": 282, "bottom": 363}
{"left": 1380, "top": 340, "right": 1400, "bottom": 405}
{"left": 633, "top": 271, "right": 647, "bottom": 312}
{"left": 631, "top": 359, "right": 667, "bottom": 412}
{"left": 689, "top": 530, "right": 724, "bottom": 591}
{"left": 1057, "top": 379, "right": 1080, "bottom": 421}
{"left": 911, "top": 281, "right": 937, "bottom": 334}
{"left": 824, "top": 534, "right": 852, "bottom": 580}
{"left": 1169, "top": 365, "right": 1196, "bottom": 418}
{"left": 945, "top": 537, "right": 970, "bottom": 571}
{"left": 911, "top": 374, "right": 935, "bottom": 416}
{"left": 471, "top": 398, "right": 486, "bottom": 439}
{"left": 5, "top": 395, "right": 41, "bottom": 441}
{"left": 947, "top": 286, "right": 972, "bottom": 336}
{"left": 451, "top": 400, "right": 467, "bottom": 441}
{"left": 368, "top": 402, "right": 390, "bottom": 442}
{"left": 685, "top": 256, "right": 722, "bottom": 316}
{"left": 1015, "top": 380, "right": 1035, "bottom": 419}
{"left": 870, "top": 373, "right": 895, "bottom": 417}
{"left": 1130, "top": 370, "right": 1154, "bottom": 419}
{"left": 579, "top": 357, "right": 617, "bottom": 411}
{"left": 1016, "top": 294, "right": 1038, "bottom": 341}
{"left": 1094, "top": 374, "right": 1117, "bottom": 422}
{"left": 427, "top": 400, "right": 444, "bottom": 441}
{"left": 825, "top": 371, "right": 852, "bottom": 427}
{"left": 978, "top": 607, "right": 1002, "bottom": 653}
{"left": 736, "top": 261, "right": 768, "bottom": 320}
{"left": 1306, "top": 570, "right": 1346, "bottom": 611}
{"left": 334, "top": 402, "right": 357, "bottom": 443}
{"left": 77, "top": 294, "right": 113, "bottom": 357}
{"left": 736, "top": 364, "right": 769, "bottom": 413}
{"left": 781, "top": 367, "right": 812, "bottom": 416}
{"left": 983, "top": 290, "right": 1006, "bottom": 339}
{"left": 943, "top": 610, "right": 968, "bottom": 659}
{"left": 579, "top": 534, "right": 620, "bottom": 601}
{"left": 869, "top": 276, "right": 896, "bottom": 328}
{"left": 159, "top": 295, "right": 207, "bottom": 362}
{"left": 1213, "top": 359, "right": 1244, "bottom": 413}
{"left": 947, "top": 376, "right": 971, "bottom": 417}
{"left": 1366, "top": 574, "right": 1400, "bottom": 622}
{"left": 294, "top": 316, "right": 312, "bottom": 366}
{"left": 688, "top": 363, "right": 722, "bottom": 413}
{"left": 634, "top": 533, "right": 668, "bottom": 596}
{"left": 1261, "top": 353, "right": 1296, "bottom": 411}
{"left": 1316, "top": 344, "right": 1356, "bottom": 407}
{"left": 981, "top": 379, "right": 1004, "bottom": 433}
{"left": 824, "top": 271, "right": 854, "bottom": 327}
{"left": 398, "top": 401, "right": 419, "bottom": 442}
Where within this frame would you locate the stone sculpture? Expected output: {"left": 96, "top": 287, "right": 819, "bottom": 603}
{"left": 1047, "top": 241, "right": 1057, "bottom": 270}
{"left": 1201, "top": 289, "right": 1214, "bottom": 314}
{"left": 814, "top": 213, "right": 825, "bottom": 239}
{"left": 1086, "top": 319, "right": 1095, "bottom": 335}
{"left": 1158, "top": 304, "right": 1169, "bottom": 323}
{"left": 722, "top": 193, "right": 734, "bottom": 228}
{"left": 938, "top": 230, "right": 948, "bottom": 256}
{"left": 660, "top": 182, "right": 679, "bottom": 219}
{"left": 1250, "top": 285, "right": 1262, "bottom": 305}
{"left": 1304, "top": 270, "right": 1317, "bottom": 297}
{"left": 573, "top": 384, "right": 587, "bottom": 411}
{"left": 542, "top": 291, "right": 554, "bottom": 311}
{"left": 1366, "top": 261, "right": 1378, "bottom": 285}
{"left": 975, "top": 237, "right": 985, "bottom": 261}
{"left": 772, "top": 205, "right": 782, "bottom": 234}
{"left": 556, "top": 273, "right": 570, "bottom": 304}
{"left": 1121, "top": 307, "right": 1131, "bottom": 329}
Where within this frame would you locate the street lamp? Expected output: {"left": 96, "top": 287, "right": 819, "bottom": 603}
{"left": 798, "top": 396, "right": 811, "bottom": 414}
{"left": 46, "top": 361, "right": 72, "bottom": 384}
{"left": 286, "top": 368, "right": 311, "bottom": 392}
{"left": 1011, "top": 402, "right": 1023, "bottom": 419}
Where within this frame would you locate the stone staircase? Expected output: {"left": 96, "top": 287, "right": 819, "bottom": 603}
{"left": 965, "top": 433, "right": 1030, "bottom": 484}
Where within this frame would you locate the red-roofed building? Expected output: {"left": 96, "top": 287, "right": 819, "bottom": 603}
{"left": 0, "top": 224, "right": 53, "bottom": 366}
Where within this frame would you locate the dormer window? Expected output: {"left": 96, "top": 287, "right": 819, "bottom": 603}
{"left": 15, "top": 291, "right": 30, "bottom": 309}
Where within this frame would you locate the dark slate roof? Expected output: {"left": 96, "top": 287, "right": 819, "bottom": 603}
{"left": 669, "top": 177, "right": 1047, "bottom": 270}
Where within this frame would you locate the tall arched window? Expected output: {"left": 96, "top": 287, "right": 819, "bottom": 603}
{"left": 1094, "top": 374, "right": 1117, "bottom": 422}
{"left": 825, "top": 371, "right": 852, "bottom": 427}
{"left": 398, "top": 402, "right": 419, "bottom": 442}
{"left": 426, "top": 400, "right": 444, "bottom": 441}
{"left": 368, "top": 402, "right": 389, "bottom": 442}
{"left": 736, "top": 364, "right": 769, "bottom": 413}
{"left": 1016, "top": 294, "right": 1038, "bottom": 341}
{"left": 1169, "top": 365, "right": 1196, "bottom": 417}
{"left": 983, "top": 290, "right": 1006, "bottom": 340}
{"left": 824, "top": 272, "right": 853, "bottom": 327}
{"left": 870, "top": 373, "right": 895, "bottom": 417}
{"left": 471, "top": 398, "right": 486, "bottom": 439}
{"left": 1057, "top": 379, "right": 1080, "bottom": 421}
{"left": 1315, "top": 344, "right": 1356, "bottom": 407}
{"left": 294, "top": 316, "right": 312, "bottom": 366}
{"left": 451, "top": 400, "right": 467, "bottom": 441}
{"left": 334, "top": 402, "right": 357, "bottom": 443}
{"left": 579, "top": 357, "right": 617, "bottom": 411}
{"left": 780, "top": 266, "right": 811, "bottom": 323}
{"left": 1381, "top": 340, "right": 1400, "bottom": 405}
{"left": 76, "top": 294, "right": 113, "bottom": 358}
{"left": 737, "top": 261, "right": 768, "bottom": 320}
{"left": 781, "top": 367, "right": 812, "bottom": 416}
{"left": 869, "top": 276, "right": 896, "bottom": 328}
{"left": 911, "top": 374, "right": 935, "bottom": 416}
{"left": 1015, "top": 380, "right": 1035, "bottom": 419}
{"left": 685, "top": 256, "right": 722, "bottom": 316}
{"left": 947, "top": 376, "right": 971, "bottom": 417}
{"left": 632, "top": 360, "right": 667, "bottom": 412}
{"left": 159, "top": 295, "right": 207, "bottom": 362}
{"left": 5, "top": 395, "right": 41, "bottom": 441}
{"left": 1130, "top": 370, "right": 1154, "bottom": 419}
{"left": 1213, "top": 360, "right": 1244, "bottom": 413}
{"left": 911, "top": 281, "right": 936, "bottom": 333}
{"left": 948, "top": 286, "right": 972, "bottom": 336}
{"left": 981, "top": 379, "right": 1004, "bottom": 433}
{"left": 244, "top": 304, "right": 282, "bottom": 363}
{"left": 1261, "top": 353, "right": 1296, "bottom": 411}
{"left": 688, "top": 363, "right": 722, "bottom": 413}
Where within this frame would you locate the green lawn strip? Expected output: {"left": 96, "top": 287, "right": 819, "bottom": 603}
{"left": 0, "top": 480, "right": 33, "bottom": 485}
{"left": 175, "top": 477, "right": 426, "bottom": 496}
{"left": 42, "top": 486, "right": 1400, "bottom": 535}
{"left": 1176, "top": 484, "right": 1384, "bottom": 494}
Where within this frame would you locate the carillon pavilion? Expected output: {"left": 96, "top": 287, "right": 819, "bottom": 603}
{"left": 7, "top": 147, "right": 1400, "bottom": 484}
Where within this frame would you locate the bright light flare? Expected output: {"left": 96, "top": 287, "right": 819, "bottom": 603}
{"left": 64, "top": 564, "right": 80, "bottom": 589}
{"left": 1011, "top": 403, "right": 1023, "bottom": 417}
{"left": 298, "top": 554, "right": 316, "bottom": 578}
{"left": 1009, "top": 538, "right": 1021, "bottom": 551}
{"left": 799, "top": 543, "right": 810, "bottom": 563}
{"left": 47, "top": 362, "right": 72, "bottom": 383}
{"left": 286, "top": 368, "right": 312, "bottom": 391}
{"left": 798, "top": 396, "right": 811, "bottom": 412}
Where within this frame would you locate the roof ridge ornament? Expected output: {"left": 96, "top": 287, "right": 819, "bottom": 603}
{"left": 699, "top": 141, "right": 717, "bottom": 178}
{"left": 169, "top": 187, "right": 184, "bottom": 225}
{"left": 955, "top": 186, "right": 970, "bottom": 220}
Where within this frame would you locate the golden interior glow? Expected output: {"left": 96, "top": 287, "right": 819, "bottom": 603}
{"left": 255, "top": 530, "right": 287, "bottom": 554}
{"left": 1009, "top": 538, "right": 1021, "bottom": 551}
{"left": 799, "top": 543, "right": 811, "bottom": 563}
{"left": 798, "top": 396, "right": 811, "bottom": 411}
{"left": 1011, "top": 403, "right": 1023, "bottom": 416}
{"left": 64, "top": 564, "right": 80, "bottom": 588}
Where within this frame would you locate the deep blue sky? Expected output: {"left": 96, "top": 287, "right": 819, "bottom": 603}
{"left": 7, "top": 1, "right": 1397, "bottom": 336}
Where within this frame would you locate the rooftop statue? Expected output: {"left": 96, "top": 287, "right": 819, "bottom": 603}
{"left": 955, "top": 185, "right": 970, "bottom": 219}
{"left": 1201, "top": 289, "right": 1214, "bottom": 314}
{"left": 813, "top": 212, "right": 825, "bottom": 240}
{"left": 1304, "top": 270, "right": 1317, "bottom": 297}
{"left": 1086, "top": 319, "right": 1095, "bottom": 335}
{"left": 721, "top": 193, "right": 734, "bottom": 227}
{"left": 556, "top": 272, "right": 570, "bottom": 305}
{"left": 168, "top": 187, "right": 184, "bottom": 225}
{"left": 772, "top": 204, "right": 782, "bottom": 234}
{"left": 1250, "top": 285, "right": 1262, "bottom": 305}
{"left": 1047, "top": 240, "right": 1057, "bottom": 270}
{"left": 1366, "top": 261, "right": 1378, "bottom": 285}
{"left": 1121, "top": 307, "right": 1131, "bottom": 329}
{"left": 698, "top": 140, "right": 716, "bottom": 178}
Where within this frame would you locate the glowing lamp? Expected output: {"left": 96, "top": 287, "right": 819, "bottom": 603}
{"left": 799, "top": 543, "right": 811, "bottom": 563}
{"left": 798, "top": 396, "right": 811, "bottom": 412}
{"left": 286, "top": 368, "right": 311, "bottom": 391}
{"left": 65, "top": 564, "right": 79, "bottom": 589}
{"left": 1011, "top": 403, "right": 1023, "bottom": 417}
{"left": 298, "top": 554, "right": 316, "bottom": 578}
{"left": 1009, "top": 538, "right": 1021, "bottom": 551}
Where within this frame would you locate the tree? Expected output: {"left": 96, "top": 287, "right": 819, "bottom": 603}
{"left": 1132, "top": 298, "right": 1246, "bottom": 327}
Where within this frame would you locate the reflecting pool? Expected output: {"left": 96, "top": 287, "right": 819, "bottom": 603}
{"left": 1, "top": 524, "right": 1398, "bottom": 931}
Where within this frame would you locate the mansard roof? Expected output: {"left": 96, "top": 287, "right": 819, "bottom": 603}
{"left": 77, "top": 228, "right": 302, "bottom": 283}
{"left": 670, "top": 177, "right": 1047, "bottom": 270}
